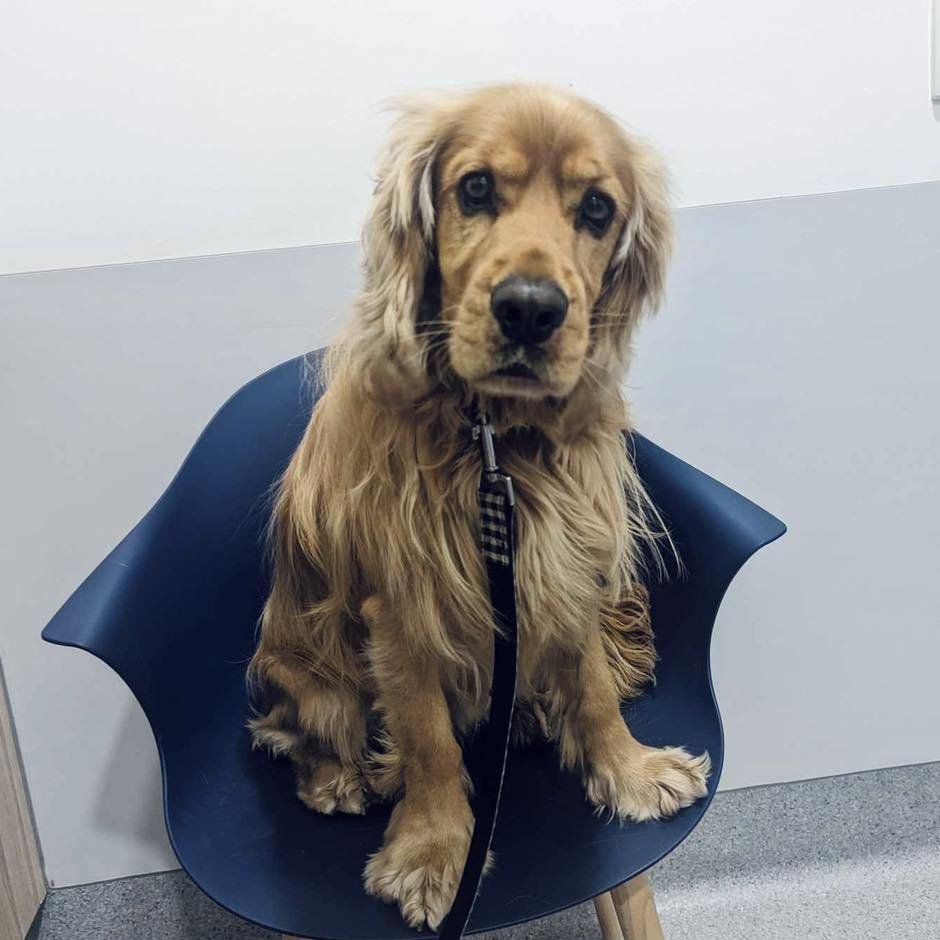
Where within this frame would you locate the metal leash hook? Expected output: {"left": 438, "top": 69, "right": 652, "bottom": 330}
{"left": 437, "top": 412, "right": 520, "bottom": 939}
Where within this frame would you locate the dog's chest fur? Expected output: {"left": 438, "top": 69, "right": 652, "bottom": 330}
{"left": 383, "top": 422, "right": 632, "bottom": 715}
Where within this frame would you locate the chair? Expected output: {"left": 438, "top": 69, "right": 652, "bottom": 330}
{"left": 42, "top": 351, "right": 785, "bottom": 939}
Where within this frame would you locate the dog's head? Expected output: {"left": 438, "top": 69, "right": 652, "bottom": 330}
{"left": 352, "top": 84, "right": 672, "bottom": 411}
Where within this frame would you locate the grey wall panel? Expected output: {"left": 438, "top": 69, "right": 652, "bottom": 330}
{"left": 632, "top": 181, "right": 940, "bottom": 790}
{"left": 2, "top": 183, "right": 938, "bottom": 885}
{"left": 1, "top": 243, "right": 362, "bottom": 887}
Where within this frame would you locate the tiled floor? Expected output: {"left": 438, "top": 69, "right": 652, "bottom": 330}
{"left": 30, "top": 761, "right": 940, "bottom": 939}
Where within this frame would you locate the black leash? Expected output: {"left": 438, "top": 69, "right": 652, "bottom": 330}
{"left": 437, "top": 412, "right": 519, "bottom": 939}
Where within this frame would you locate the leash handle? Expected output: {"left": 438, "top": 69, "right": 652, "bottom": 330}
{"left": 437, "top": 414, "right": 519, "bottom": 939}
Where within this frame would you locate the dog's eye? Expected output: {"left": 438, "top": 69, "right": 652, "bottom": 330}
{"left": 458, "top": 171, "right": 496, "bottom": 214}
{"left": 577, "top": 189, "right": 615, "bottom": 236}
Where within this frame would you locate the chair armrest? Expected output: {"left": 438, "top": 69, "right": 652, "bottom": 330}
{"left": 632, "top": 434, "right": 786, "bottom": 602}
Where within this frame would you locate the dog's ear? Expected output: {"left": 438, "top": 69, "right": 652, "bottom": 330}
{"left": 593, "top": 136, "right": 673, "bottom": 368}
{"left": 350, "top": 96, "right": 454, "bottom": 404}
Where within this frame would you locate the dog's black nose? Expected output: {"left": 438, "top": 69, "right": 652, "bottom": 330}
{"left": 491, "top": 276, "right": 568, "bottom": 345}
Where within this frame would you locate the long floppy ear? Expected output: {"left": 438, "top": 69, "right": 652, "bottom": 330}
{"left": 348, "top": 95, "right": 456, "bottom": 404}
{"left": 593, "top": 134, "right": 674, "bottom": 371}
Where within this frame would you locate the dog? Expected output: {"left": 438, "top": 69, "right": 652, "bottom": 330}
{"left": 248, "top": 83, "right": 710, "bottom": 930}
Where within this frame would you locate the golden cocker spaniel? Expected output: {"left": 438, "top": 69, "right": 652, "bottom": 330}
{"left": 248, "top": 83, "right": 710, "bottom": 930}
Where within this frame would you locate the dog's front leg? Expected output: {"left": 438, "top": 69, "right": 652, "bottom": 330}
{"left": 360, "top": 595, "right": 472, "bottom": 931}
{"left": 560, "top": 627, "right": 711, "bottom": 822}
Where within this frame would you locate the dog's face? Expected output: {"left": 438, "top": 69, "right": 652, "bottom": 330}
{"left": 356, "top": 85, "right": 672, "bottom": 409}
{"left": 435, "top": 91, "right": 632, "bottom": 400}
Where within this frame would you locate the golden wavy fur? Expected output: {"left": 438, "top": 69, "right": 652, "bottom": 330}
{"left": 248, "top": 83, "right": 710, "bottom": 930}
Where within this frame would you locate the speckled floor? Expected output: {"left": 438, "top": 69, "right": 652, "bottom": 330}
{"left": 29, "top": 761, "right": 940, "bottom": 939}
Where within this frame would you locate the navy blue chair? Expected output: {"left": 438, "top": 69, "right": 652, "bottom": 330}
{"left": 42, "top": 351, "right": 784, "bottom": 939}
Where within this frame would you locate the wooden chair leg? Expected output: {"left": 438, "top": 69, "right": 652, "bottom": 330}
{"left": 603, "top": 873, "right": 665, "bottom": 940}
{"left": 594, "top": 890, "right": 626, "bottom": 939}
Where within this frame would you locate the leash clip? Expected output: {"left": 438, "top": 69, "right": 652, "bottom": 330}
{"left": 472, "top": 413, "right": 514, "bottom": 506}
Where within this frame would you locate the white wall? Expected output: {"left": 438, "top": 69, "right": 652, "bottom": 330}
{"left": 2, "top": 0, "right": 939, "bottom": 275}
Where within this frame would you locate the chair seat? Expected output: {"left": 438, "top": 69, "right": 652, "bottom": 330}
{"left": 42, "top": 352, "right": 785, "bottom": 938}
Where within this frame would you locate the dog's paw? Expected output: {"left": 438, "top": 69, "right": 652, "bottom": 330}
{"left": 585, "top": 744, "right": 711, "bottom": 822}
{"left": 363, "top": 804, "right": 474, "bottom": 930}
{"left": 296, "top": 758, "right": 367, "bottom": 816}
